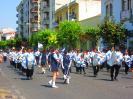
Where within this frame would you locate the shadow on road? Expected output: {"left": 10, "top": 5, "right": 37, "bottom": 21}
{"left": 121, "top": 76, "right": 133, "bottom": 79}
{"left": 41, "top": 85, "right": 52, "bottom": 88}
{"left": 95, "top": 78, "right": 111, "bottom": 81}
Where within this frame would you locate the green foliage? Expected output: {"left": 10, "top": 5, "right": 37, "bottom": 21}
{"left": 83, "top": 26, "right": 100, "bottom": 41}
{"left": 58, "top": 20, "right": 81, "bottom": 48}
{"left": 0, "top": 41, "right": 8, "bottom": 49}
{"left": 82, "top": 26, "right": 101, "bottom": 47}
{"left": 30, "top": 29, "right": 58, "bottom": 49}
{"left": 99, "top": 19, "right": 126, "bottom": 46}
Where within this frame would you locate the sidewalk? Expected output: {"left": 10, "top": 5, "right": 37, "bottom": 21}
{"left": 0, "top": 67, "right": 18, "bottom": 99}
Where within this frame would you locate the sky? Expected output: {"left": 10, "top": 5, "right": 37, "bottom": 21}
{"left": 0, "top": 0, "right": 20, "bottom": 30}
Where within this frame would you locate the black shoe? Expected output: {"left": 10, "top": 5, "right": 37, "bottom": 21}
{"left": 94, "top": 74, "right": 97, "bottom": 77}
{"left": 111, "top": 78, "right": 114, "bottom": 81}
{"left": 114, "top": 77, "right": 118, "bottom": 81}
{"left": 125, "top": 72, "right": 128, "bottom": 74}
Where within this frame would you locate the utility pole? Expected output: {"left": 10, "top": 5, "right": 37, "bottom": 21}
{"left": 28, "top": 0, "right": 31, "bottom": 40}
{"left": 67, "top": 0, "right": 71, "bottom": 21}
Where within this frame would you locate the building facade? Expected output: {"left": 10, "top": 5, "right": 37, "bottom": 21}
{"left": 40, "top": 0, "right": 68, "bottom": 29}
{"left": 17, "top": 0, "right": 41, "bottom": 39}
{"left": 16, "top": 1, "right": 23, "bottom": 38}
{"left": 101, "top": 0, "right": 133, "bottom": 48}
{"left": 0, "top": 28, "right": 16, "bottom": 41}
{"left": 17, "top": 0, "right": 68, "bottom": 39}
{"left": 55, "top": 0, "right": 101, "bottom": 24}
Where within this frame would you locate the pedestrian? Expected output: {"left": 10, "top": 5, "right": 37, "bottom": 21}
{"left": 48, "top": 49, "right": 61, "bottom": 88}
{"left": 80, "top": 53, "right": 86, "bottom": 74}
{"left": 26, "top": 48, "right": 36, "bottom": 80}
{"left": 34, "top": 49, "right": 41, "bottom": 67}
{"left": 108, "top": 47, "right": 123, "bottom": 81}
{"left": 92, "top": 48, "right": 103, "bottom": 77}
{"left": 3, "top": 50, "right": 7, "bottom": 62}
{"left": 62, "top": 50, "right": 72, "bottom": 84}
{"left": 21, "top": 49, "right": 28, "bottom": 74}
{"left": 40, "top": 49, "right": 47, "bottom": 74}
{"left": 123, "top": 49, "right": 131, "bottom": 74}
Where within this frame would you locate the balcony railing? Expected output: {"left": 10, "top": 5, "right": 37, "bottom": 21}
{"left": 41, "top": 1, "right": 49, "bottom": 8}
{"left": 16, "top": 21, "right": 18, "bottom": 24}
{"left": 32, "top": 0, "right": 38, "bottom": 3}
{"left": 31, "top": 18, "right": 38, "bottom": 23}
{"left": 43, "top": 19, "right": 50, "bottom": 24}
{"left": 120, "top": 9, "right": 132, "bottom": 21}
{"left": 31, "top": 27, "right": 38, "bottom": 32}
{"left": 31, "top": 8, "right": 38, "bottom": 13}
{"left": 16, "top": 14, "right": 19, "bottom": 17}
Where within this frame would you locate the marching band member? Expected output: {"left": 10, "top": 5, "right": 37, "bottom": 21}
{"left": 108, "top": 47, "right": 123, "bottom": 81}
{"left": 21, "top": 49, "right": 28, "bottom": 74}
{"left": 80, "top": 53, "right": 86, "bottom": 74}
{"left": 48, "top": 49, "right": 61, "bottom": 88}
{"left": 26, "top": 49, "right": 36, "bottom": 80}
{"left": 2, "top": 50, "right": 7, "bottom": 62}
{"left": 75, "top": 49, "right": 82, "bottom": 74}
{"left": 62, "top": 51, "right": 72, "bottom": 84}
{"left": 92, "top": 49, "right": 103, "bottom": 77}
{"left": 34, "top": 49, "right": 41, "bottom": 67}
{"left": 123, "top": 49, "right": 131, "bottom": 74}
{"left": 105, "top": 48, "right": 112, "bottom": 71}
{"left": 40, "top": 49, "right": 47, "bottom": 74}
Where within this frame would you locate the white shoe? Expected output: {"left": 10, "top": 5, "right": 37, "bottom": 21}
{"left": 48, "top": 80, "right": 52, "bottom": 85}
{"left": 52, "top": 85, "right": 58, "bottom": 88}
{"left": 66, "top": 78, "right": 70, "bottom": 84}
{"left": 42, "top": 69, "right": 46, "bottom": 74}
{"left": 63, "top": 75, "right": 66, "bottom": 79}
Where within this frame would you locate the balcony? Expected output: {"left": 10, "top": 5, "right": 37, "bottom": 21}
{"left": 32, "top": 0, "right": 38, "bottom": 3}
{"left": 31, "top": 18, "right": 38, "bottom": 23}
{"left": 42, "top": 7, "right": 50, "bottom": 12}
{"left": 16, "top": 14, "right": 19, "bottom": 17}
{"left": 31, "top": 27, "right": 38, "bottom": 32}
{"left": 31, "top": 8, "right": 38, "bottom": 13}
{"left": 120, "top": 9, "right": 132, "bottom": 21}
{"left": 16, "top": 21, "right": 18, "bottom": 24}
{"left": 19, "top": 21, "right": 23, "bottom": 25}
{"left": 43, "top": 19, "right": 50, "bottom": 24}
{"left": 41, "top": 1, "right": 49, "bottom": 8}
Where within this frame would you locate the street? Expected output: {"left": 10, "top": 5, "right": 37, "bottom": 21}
{"left": 0, "top": 61, "right": 133, "bottom": 99}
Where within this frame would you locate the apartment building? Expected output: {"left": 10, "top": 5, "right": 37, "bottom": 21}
{"left": 40, "top": 0, "right": 68, "bottom": 29}
{"left": 101, "top": 0, "right": 133, "bottom": 48}
{"left": 17, "top": 0, "right": 40, "bottom": 39}
{"left": 16, "top": 1, "right": 23, "bottom": 38}
{"left": 17, "top": 0, "right": 68, "bottom": 38}
{"left": 55, "top": 0, "right": 101, "bottom": 24}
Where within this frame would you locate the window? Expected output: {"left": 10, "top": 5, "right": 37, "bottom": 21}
{"left": 122, "top": 0, "right": 131, "bottom": 11}
{"left": 110, "top": 4, "right": 113, "bottom": 16}
{"left": 128, "top": 0, "right": 131, "bottom": 10}
{"left": 122, "top": 0, "right": 126, "bottom": 11}
{"left": 106, "top": 3, "right": 113, "bottom": 17}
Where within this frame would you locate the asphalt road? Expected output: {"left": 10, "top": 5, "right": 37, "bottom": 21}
{"left": 0, "top": 61, "right": 133, "bottom": 99}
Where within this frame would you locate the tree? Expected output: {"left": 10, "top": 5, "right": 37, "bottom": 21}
{"left": 58, "top": 21, "right": 81, "bottom": 49}
{"left": 99, "top": 19, "right": 126, "bottom": 47}
{"left": 30, "top": 29, "right": 58, "bottom": 49}
{"left": 0, "top": 41, "right": 8, "bottom": 49}
{"left": 82, "top": 26, "right": 101, "bottom": 47}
